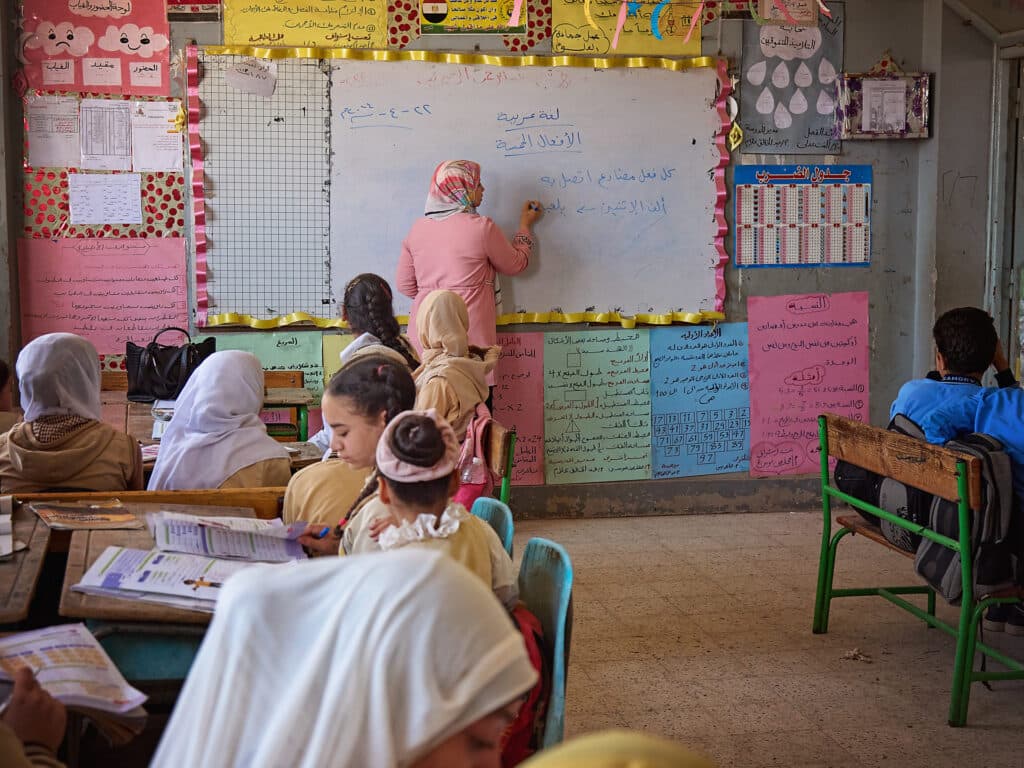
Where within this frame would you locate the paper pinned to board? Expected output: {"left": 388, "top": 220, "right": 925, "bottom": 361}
{"left": 26, "top": 95, "right": 81, "bottom": 168}
{"left": 79, "top": 99, "right": 132, "bottom": 171}
{"left": 225, "top": 58, "right": 278, "bottom": 98}
{"left": 130, "top": 100, "right": 184, "bottom": 172}
{"left": 68, "top": 172, "right": 143, "bottom": 224}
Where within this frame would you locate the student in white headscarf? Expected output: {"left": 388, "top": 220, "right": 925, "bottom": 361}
{"left": 148, "top": 350, "right": 290, "bottom": 490}
{"left": 0, "top": 333, "right": 142, "bottom": 493}
{"left": 151, "top": 549, "right": 537, "bottom": 768}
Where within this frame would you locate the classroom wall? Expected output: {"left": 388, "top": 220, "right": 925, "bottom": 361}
{"left": 935, "top": 4, "right": 995, "bottom": 315}
{"left": 1, "top": 1, "right": 1009, "bottom": 518}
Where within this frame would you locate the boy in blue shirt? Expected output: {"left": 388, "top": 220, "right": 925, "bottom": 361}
{"left": 892, "top": 307, "right": 1021, "bottom": 634}
{"left": 890, "top": 307, "right": 1016, "bottom": 426}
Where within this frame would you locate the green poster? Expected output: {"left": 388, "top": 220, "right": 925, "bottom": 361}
{"left": 543, "top": 329, "right": 652, "bottom": 484}
{"left": 200, "top": 331, "right": 325, "bottom": 397}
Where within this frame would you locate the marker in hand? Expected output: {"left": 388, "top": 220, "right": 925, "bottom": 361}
{"left": 313, "top": 526, "right": 332, "bottom": 540}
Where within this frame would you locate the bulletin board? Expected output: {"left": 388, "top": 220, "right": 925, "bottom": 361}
{"left": 195, "top": 54, "right": 333, "bottom": 323}
{"left": 193, "top": 50, "right": 731, "bottom": 327}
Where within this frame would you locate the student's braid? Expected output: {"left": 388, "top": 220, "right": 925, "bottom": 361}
{"left": 344, "top": 274, "right": 419, "bottom": 368}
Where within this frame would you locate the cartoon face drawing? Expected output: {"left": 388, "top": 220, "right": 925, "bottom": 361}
{"left": 98, "top": 24, "right": 169, "bottom": 58}
{"left": 24, "top": 21, "right": 95, "bottom": 57}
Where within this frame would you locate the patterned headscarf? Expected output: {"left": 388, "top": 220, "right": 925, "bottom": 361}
{"left": 424, "top": 160, "right": 481, "bottom": 220}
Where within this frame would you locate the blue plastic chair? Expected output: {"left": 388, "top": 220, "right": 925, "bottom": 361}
{"left": 471, "top": 497, "right": 514, "bottom": 556}
{"left": 518, "top": 537, "right": 573, "bottom": 748}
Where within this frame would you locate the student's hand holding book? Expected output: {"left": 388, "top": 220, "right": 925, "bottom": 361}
{"left": 2, "top": 667, "right": 66, "bottom": 754}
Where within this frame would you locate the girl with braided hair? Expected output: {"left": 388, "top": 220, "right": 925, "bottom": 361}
{"left": 290, "top": 355, "right": 415, "bottom": 540}
{"left": 306, "top": 274, "right": 419, "bottom": 452}
{"left": 338, "top": 273, "right": 419, "bottom": 368}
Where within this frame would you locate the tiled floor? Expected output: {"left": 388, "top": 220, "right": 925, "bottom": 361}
{"left": 513, "top": 512, "right": 1024, "bottom": 768}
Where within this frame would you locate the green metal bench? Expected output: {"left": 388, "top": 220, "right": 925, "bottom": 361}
{"left": 813, "top": 413, "right": 1024, "bottom": 727}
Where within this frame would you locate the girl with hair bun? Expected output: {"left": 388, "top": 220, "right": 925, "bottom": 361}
{"left": 366, "top": 408, "right": 517, "bottom": 608}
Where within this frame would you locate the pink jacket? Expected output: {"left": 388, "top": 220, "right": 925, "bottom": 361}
{"left": 397, "top": 212, "right": 533, "bottom": 382}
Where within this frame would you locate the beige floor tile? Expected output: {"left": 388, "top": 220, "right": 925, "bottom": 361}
{"left": 514, "top": 512, "right": 1024, "bottom": 767}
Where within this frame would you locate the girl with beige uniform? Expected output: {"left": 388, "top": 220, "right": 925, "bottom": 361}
{"left": 0, "top": 333, "right": 141, "bottom": 493}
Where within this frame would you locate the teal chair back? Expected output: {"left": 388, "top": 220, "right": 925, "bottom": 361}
{"left": 471, "top": 497, "right": 514, "bottom": 556}
{"left": 518, "top": 537, "right": 573, "bottom": 748}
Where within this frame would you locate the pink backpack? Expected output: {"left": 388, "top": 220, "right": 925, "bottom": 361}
{"left": 451, "top": 402, "right": 495, "bottom": 508}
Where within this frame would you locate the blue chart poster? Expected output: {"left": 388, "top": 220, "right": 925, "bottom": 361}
{"left": 734, "top": 164, "right": 872, "bottom": 269}
{"left": 650, "top": 324, "right": 751, "bottom": 479}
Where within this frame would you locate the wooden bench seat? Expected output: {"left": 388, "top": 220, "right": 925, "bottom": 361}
{"left": 834, "top": 514, "right": 915, "bottom": 560}
{"left": 814, "top": 413, "right": 1024, "bottom": 728}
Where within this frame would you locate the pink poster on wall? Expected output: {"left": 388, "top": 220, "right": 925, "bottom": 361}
{"left": 20, "top": 0, "right": 171, "bottom": 96}
{"left": 747, "top": 291, "right": 869, "bottom": 477}
{"left": 19, "top": 237, "right": 188, "bottom": 354}
{"left": 493, "top": 333, "right": 545, "bottom": 486}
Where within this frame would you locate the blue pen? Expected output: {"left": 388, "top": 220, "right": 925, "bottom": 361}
{"left": 313, "top": 526, "right": 332, "bottom": 539}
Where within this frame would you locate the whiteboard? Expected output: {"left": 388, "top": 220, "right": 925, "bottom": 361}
{"left": 328, "top": 60, "right": 724, "bottom": 319}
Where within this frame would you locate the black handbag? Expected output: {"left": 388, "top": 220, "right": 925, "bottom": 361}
{"left": 126, "top": 327, "right": 216, "bottom": 403}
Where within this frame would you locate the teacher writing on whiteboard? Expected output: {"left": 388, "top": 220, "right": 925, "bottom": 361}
{"left": 396, "top": 159, "right": 543, "bottom": 387}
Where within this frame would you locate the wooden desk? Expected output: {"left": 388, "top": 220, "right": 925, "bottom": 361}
{"left": 285, "top": 441, "right": 324, "bottom": 469}
{"left": 0, "top": 508, "right": 52, "bottom": 624}
{"left": 263, "top": 387, "right": 315, "bottom": 441}
{"left": 59, "top": 503, "right": 255, "bottom": 626}
{"left": 104, "top": 388, "right": 317, "bottom": 445}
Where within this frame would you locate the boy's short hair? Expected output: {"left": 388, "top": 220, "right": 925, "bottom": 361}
{"left": 933, "top": 307, "right": 997, "bottom": 374}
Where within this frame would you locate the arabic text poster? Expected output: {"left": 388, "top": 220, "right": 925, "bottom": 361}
{"left": 199, "top": 331, "right": 326, "bottom": 397}
{"left": 740, "top": 1, "right": 844, "bottom": 154}
{"left": 20, "top": 0, "right": 171, "bottom": 96}
{"left": 224, "top": 0, "right": 389, "bottom": 48}
{"left": 650, "top": 324, "right": 750, "bottom": 479}
{"left": 493, "top": 333, "right": 545, "bottom": 485}
{"left": 18, "top": 238, "right": 188, "bottom": 355}
{"left": 551, "top": 0, "right": 702, "bottom": 56}
{"left": 544, "top": 330, "right": 651, "bottom": 485}
{"left": 734, "top": 164, "right": 870, "bottom": 268}
{"left": 421, "top": 0, "right": 527, "bottom": 34}
{"left": 747, "top": 291, "right": 869, "bottom": 477}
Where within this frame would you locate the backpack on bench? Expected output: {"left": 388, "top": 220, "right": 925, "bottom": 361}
{"left": 834, "top": 414, "right": 933, "bottom": 553}
{"left": 914, "top": 433, "right": 1016, "bottom": 604}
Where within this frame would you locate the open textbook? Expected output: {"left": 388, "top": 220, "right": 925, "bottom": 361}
{"left": 0, "top": 624, "right": 147, "bottom": 744}
{"left": 147, "top": 511, "right": 308, "bottom": 562}
{"left": 73, "top": 545, "right": 283, "bottom": 613}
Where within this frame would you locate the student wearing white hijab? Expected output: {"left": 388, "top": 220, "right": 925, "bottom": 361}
{"left": 0, "top": 333, "right": 142, "bottom": 492}
{"left": 148, "top": 350, "right": 290, "bottom": 490}
{"left": 151, "top": 549, "right": 537, "bottom": 768}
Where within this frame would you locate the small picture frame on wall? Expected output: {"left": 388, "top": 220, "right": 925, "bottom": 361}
{"left": 835, "top": 73, "right": 931, "bottom": 139}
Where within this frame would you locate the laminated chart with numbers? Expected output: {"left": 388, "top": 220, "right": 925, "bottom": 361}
{"left": 734, "top": 165, "right": 872, "bottom": 268}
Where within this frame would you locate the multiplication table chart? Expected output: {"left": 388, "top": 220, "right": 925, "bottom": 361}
{"left": 734, "top": 165, "right": 872, "bottom": 268}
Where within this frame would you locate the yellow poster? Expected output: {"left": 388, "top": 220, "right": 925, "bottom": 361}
{"left": 551, "top": 0, "right": 703, "bottom": 57}
{"left": 421, "top": 0, "right": 527, "bottom": 34}
{"left": 224, "top": 0, "right": 389, "bottom": 49}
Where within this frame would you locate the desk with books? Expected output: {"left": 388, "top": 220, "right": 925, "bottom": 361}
{"left": 0, "top": 506, "right": 52, "bottom": 624}
{"left": 59, "top": 503, "right": 257, "bottom": 680}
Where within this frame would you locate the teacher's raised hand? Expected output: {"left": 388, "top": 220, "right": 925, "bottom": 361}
{"left": 520, "top": 199, "right": 544, "bottom": 228}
